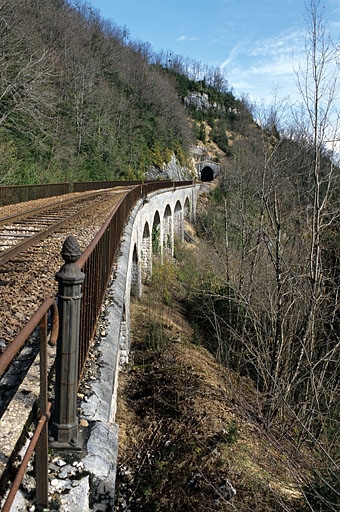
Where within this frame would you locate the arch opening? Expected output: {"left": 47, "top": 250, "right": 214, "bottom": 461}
{"left": 163, "top": 205, "right": 172, "bottom": 256}
{"left": 131, "top": 244, "right": 140, "bottom": 297}
{"left": 184, "top": 197, "right": 191, "bottom": 219}
{"left": 201, "top": 166, "right": 214, "bottom": 182}
{"left": 152, "top": 211, "right": 161, "bottom": 255}
{"left": 141, "top": 222, "right": 151, "bottom": 278}
{"left": 174, "top": 200, "right": 183, "bottom": 238}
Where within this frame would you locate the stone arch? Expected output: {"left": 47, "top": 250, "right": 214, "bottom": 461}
{"left": 201, "top": 165, "right": 214, "bottom": 182}
{"left": 130, "top": 244, "right": 141, "bottom": 298}
{"left": 184, "top": 197, "right": 191, "bottom": 219}
{"left": 152, "top": 211, "right": 161, "bottom": 256}
{"left": 141, "top": 221, "right": 152, "bottom": 278}
{"left": 81, "top": 182, "right": 200, "bottom": 493}
{"left": 163, "top": 204, "right": 172, "bottom": 256}
{"left": 174, "top": 200, "right": 183, "bottom": 240}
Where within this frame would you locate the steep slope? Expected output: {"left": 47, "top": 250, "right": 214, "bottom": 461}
{"left": 114, "top": 233, "right": 308, "bottom": 511}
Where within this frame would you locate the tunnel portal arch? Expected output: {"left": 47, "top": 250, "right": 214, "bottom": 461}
{"left": 201, "top": 166, "right": 214, "bottom": 182}
{"left": 196, "top": 160, "right": 221, "bottom": 181}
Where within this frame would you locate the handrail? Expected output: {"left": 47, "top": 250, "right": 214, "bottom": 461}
{"left": 0, "top": 179, "right": 193, "bottom": 206}
{"left": 2, "top": 404, "right": 52, "bottom": 512}
{"left": 0, "top": 298, "right": 58, "bottom": 511}
{"left": 0, "top": 299, "right": 58, "bottom": 378}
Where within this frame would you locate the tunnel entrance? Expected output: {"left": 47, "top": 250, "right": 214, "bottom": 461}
{"left": 201, "top": 166, "right": 214, "bottom": 182}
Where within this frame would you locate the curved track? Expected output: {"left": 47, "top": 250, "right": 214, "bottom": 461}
{"left": 0, "top": 188, "right": 131, "bottom": 346}
{"left": 0, "top": 189, "right": 128, "bottom": 266}
{"left": 0, "top": 186, "right": 135, "bottom": 488}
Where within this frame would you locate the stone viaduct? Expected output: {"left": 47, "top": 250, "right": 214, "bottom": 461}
{"left": 121, "top": 184, "right": 199, "bottom": 364}
{"left": 79, "top": 183, "right": 200, "bottom": 508}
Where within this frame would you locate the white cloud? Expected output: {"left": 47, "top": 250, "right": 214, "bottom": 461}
{"left": 176, "top": 35, "right": 201, "bottom": 42}
{"left": 246, "top": 57, "right": 296, "bottom": 78}
{"left": 220, "top": 42, "right": 244, "bottom": 68}
{"left": 219, "top": 29, "right": 305, "bottom": 103}
{"left": 249, "top": 31, "right": 304, "bottom": 58}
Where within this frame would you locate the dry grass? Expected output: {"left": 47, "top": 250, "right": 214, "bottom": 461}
{"left": 114, "top": 286, "right": 305, "bottom": 511}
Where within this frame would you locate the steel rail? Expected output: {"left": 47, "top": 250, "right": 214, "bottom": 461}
{"left": 0, "top": 188, "right": 120, "bottom": 227}
{"left": 0, "top": 191, "right": 126, "bottom": 267}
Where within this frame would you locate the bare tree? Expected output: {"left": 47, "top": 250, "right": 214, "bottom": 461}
{"left": 289, "top": 0, "right": 340, "bottom": 425}
{"left": 0, "top": 1, "right": 56, "bottom": 138}
{"left": 193, "top": 7, "right": 340, "bottom": 500}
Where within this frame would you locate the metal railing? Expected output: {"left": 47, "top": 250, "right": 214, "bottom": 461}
{"left": 0, "top": 179, "right": 193, "bottom": 206}
{"left": 72, "top": 180, "right": 142, "bottom": 192}
{"left": 0, "top": 299, "right": 58, "bottom": 511}
{"left": 0, "top": 182, "right": 70, "bottom": 206}
{"left": 77, "top": 187, "right": 141, "bottom": 373}
{"left": 77, "top": 181, "right": 192, "bottom": 372}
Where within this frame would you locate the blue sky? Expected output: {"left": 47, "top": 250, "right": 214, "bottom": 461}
{"left": 89, "top": 0, "right": 340, "bottom": 105}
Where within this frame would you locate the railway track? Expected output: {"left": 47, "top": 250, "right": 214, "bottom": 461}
{"left": 0, "top": 189, "right": 127, "bottom": 267}
{"left": 0, "top": 187, "right": 131, "bottom": 347}
{"left": 0, "top": 186, "right": 136, "bottom": 486}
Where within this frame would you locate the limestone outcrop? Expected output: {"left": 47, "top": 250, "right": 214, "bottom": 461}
{"left": 146, "top": 154, "right": 192, "bottom": 181}
{"left": 184, "top": 91, "right": 210, "bottom": 110}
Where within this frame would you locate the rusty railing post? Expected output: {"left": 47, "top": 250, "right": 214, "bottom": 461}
{"left": 50, "top": 235, "right": 85, "bottom": 448}
{"left": 35, "top": 313, "right": 49, "bottom": 506}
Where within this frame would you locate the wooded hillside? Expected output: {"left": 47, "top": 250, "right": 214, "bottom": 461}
{"left": 0, "top": 0, "right": 196, "bottom": 184}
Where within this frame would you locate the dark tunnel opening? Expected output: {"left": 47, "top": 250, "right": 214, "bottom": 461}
{"left": 201, "top": 166, "right": 214, "bottom": 182}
